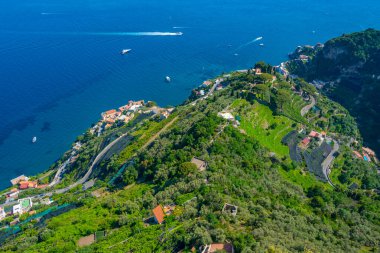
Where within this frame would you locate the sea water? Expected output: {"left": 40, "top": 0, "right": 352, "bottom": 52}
{"left": 0, "top": 0, "right": 379, "bottom": 188}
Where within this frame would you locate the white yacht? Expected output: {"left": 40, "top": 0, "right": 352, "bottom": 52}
{"left": 165, "top": 76, "right": 171, "bottom": 83}
{"left": 121, "top": 49, "right": 132, "bottom": 55}
{"left": 32, "top": 136, "right": 37, "bottom": 143}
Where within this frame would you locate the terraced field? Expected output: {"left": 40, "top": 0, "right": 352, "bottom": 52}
{"left": 232, "top": 99, "right": 294, "bottom": 157}
{"left": 282, "top": 93, "right": 308, "bottom": 123}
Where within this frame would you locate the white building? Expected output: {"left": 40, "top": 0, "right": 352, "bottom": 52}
{"left": 13, "top": 198, "right": 33, "bottom": 215}
{"left": 12, "top": 204, "right": 22, "bottom": 215}
{"left": 0, "top": 207, "right": 6, "bottom": 220}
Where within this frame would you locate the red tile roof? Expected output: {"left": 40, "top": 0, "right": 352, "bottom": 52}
{"left": 104, "top": 109, "right": 117, "bottom": 116}
{"left": 309, "top": 131, "right": 320, "bottom": 138}
{"left": 152, "top": 205, "right": 165, "bottom": 224}
{"left": 19, "top": 182, "right": 29, "bottom": 190}
{"left": 353, "top": 151, "right": 363, "bottom": 159}
{"left": 301, "top": 137, "right": 311, "bottom": 146}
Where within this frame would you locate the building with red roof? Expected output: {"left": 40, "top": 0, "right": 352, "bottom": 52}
{"left": 300, "top": 137, "right": 311, "bottom": 148}
{"left": 203, "top": 81, "right": 213, "bottom": 86}
{"left": 353, "top": 151, "right": 363, "bottom": 159}
{"left": 18, "top": 181, "right": 38, "bottom": 190}
{"left": 19, "top": 182, "right": 30, "bottom": 190}
{"left": 309, "top": 130, "right": 320, "bottom": 138}
{"left": 152, "top": 205, "right": 165, "bottom": 224}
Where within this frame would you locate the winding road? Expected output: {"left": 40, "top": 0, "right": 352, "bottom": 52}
{"left": 300, "top": 96, "right": 316, "bottom": 116}
{"left": 54, "top": 131, "right": 131, "bottom": 194}
{"left": 321, "top": 139, "right": 339, "bottom": 187}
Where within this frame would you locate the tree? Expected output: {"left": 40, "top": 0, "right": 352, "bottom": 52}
{"left": 272, "top": 89, "right": 290, "bottom": 112}
{"left": 178, "top": 162, "right": 198, "bottom": 177}
{"left": 254, "top": 84, "right": 270, "bottom": 102}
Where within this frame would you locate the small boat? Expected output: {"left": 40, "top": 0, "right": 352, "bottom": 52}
{"left": 32, "top": 136, "right": 37, "bottom": 143}
{"left": 121, "top": 49, "right": 132, "bottom": 55}
{"left": 175, "top": 32, "right": 183, "bottom": 36}
{"left": 165, "top": 76, "right": 171, "bottom": 83}
{"left": 259, "top": 43, "right": 264, "bottom": 47}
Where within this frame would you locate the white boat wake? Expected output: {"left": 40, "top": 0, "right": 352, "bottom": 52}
{"left": 236, "top": 36, "right": 263, "bottom": 50}
{"left": 1, "top": 31, "right": 183, "bottom": 37}
{"left": 85, "top": 32, "right": 183, "bottom": 36}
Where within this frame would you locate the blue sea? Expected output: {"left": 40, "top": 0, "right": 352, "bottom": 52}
{"left": 0, "top": 0, "right": 379, "bottom": 188}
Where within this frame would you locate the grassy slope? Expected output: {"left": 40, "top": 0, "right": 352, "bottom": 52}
{"left": 232, "top": 99, "right": 292, "bottom": 158}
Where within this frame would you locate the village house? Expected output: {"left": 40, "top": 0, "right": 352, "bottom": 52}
{"left": 19, "top": 181, "right": 38, "bottom": 190}
{"left": 101, "top": 109, "right": 121, "bottom": 124}
{"left": 40, "top": 198, "right": 53, "bottom": 206}
{"left": 163, "top": 204, "right": 176, "bottom": 216}
{"left": 190, "top": 157, "right": 208, "bottom": 171}
{"left": 13, "top": 198, "right": 33, "bottom": 215}
{"left": 152, "top": 205, "right": 165, "bottom": 224}
{"left": 10, "top": 175, "right": 29, "bottom": 186}
{"left": 151, "top": 204, "right": 175, "bottom": 224}
{"left": 0, "top": 207, "right": 6, "bottom": 220}
{"left": 362, "top": 147, "right": 376, "bottom": 157}
{"left": 8, "top": 188, "right": 19, "bottom": 199}
{"left": 10, "top": 218, "right": 19, "bottom": 226}
{"left": 218, "top": 112, "right": 234, "bottom": 121}
{"left": 300, "top": 137, "right": 311, "bottom": 148}
{"left": 299, "top": 54, "right": 309, "bottom": 61}
{"left": 203, "top": 80, "right": 213, "bottom": 87}
{"left": 216, "top": 84, "right": 223, "bottom": 91}
{"left": 309, "top": 130, "right": 320, "bottom": 138}
{"left": 200, "top": 243, "right": 235, "bottom": 253}
{"left": 353, "top": 151, "right": 363, "bottom": 159}
{"left": 73, "top": 142, "right": 82, "bottom": 151}
{"left": 222, "top": 203, "right": 238, "bottom": 216}
{"left": 254, "top": 68, "right": 262, "bottom": 75}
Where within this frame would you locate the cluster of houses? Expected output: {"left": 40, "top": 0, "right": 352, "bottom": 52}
{"left": 9, "top": 175, "right": 48, "bottom": 196}
{"left": 0, "top": 197, "right": 33, "bottom": 221}
{"left": 0, "top": 196, "right": 53, "bottom": 223}
{"left": 194, "top": 76, "right": 227, "bottom": 97}
{"left": 300, "top": 130, "right": 329, "bottom": 149}
{"left": 99, "top": 100, "right": 145, "bottom": 130}
{"left": 275, "top": 62, "right": 289, "bottom": 77}
{"left": 90, "top": 100, "right": 174, "bottom": 134}
{"left": 353, "top": 147, "right": 378, "bottom": 163}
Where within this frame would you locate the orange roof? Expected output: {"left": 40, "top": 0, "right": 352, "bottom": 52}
{"left": 37, "top": 184, "right": 48, "bottom": 189}
{"left": 209, "top": 243, "right": 234, "bottom": 253}
{"left": 19, "top": 181, "right": 29, "bottom": 189}
{"left": 353, "top": 151, "right": 363, "bottom": 159}
{"left": 28, "top": 181, "right": 38, "bottom": 188}
{"left": 309, "top": 130, "right": 320, "bottom": 138}
{"left": 362, "top": 147, "right": 375, "bottom": 156}
{"left": 301, "top": 137, "right": 311, "bottom": 146}
{"left": 104, "top": 109, "right": 117, "bottom": 115}
{"left": 11, "top": 188, "right": 18, "bottom": 193}
{"left": 152, "top": 205, "right": 165, "bottom": 224}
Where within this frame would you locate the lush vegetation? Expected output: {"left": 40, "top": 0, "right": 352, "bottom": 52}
{"left": 287, "top": 29, "right": 380, "bottom": 154}
{"left": 1, "top": 62, "right": 379, "bottom": 253}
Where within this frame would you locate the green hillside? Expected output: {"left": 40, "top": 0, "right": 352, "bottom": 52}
{"left": 0, "top": 64, "right": 379, "bottom": 253}
{"left": 287, "top": 29, "right": 380, "bottom": 154}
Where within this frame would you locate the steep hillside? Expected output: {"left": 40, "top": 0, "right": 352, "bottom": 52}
{"left": 0, "top": 65, "right": 379, "bottom": 253}
{"left": 287, "top": 29, "right": 380, "bottom": 154}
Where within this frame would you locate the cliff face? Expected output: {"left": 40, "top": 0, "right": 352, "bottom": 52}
{"left": 287, "top": 29, "right": 380, "bottom": 153}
